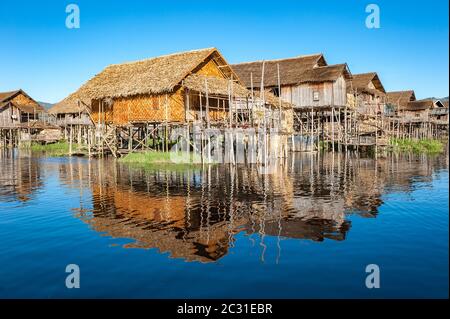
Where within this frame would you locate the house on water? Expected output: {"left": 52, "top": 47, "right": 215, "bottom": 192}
{"left": 348, "top": 72, "right": 386, "bottom": 117}
{"left": 231, "top": 54, "right": 352, "bottom": 150}
{"left": 0, "top": 89, "right": 45, "bottom": 127}
{"left": 402, "top": 98, "right": 444, "bottom": 122}
{"left": 387, "top": 93, "right": 446, "bottom": 139}
{"left": 0, "top": 89, "right": 51, "bottom": 147}
{"left": 386, "top": 90, "right": 416, "bottom": 116}
{"left": 62, "top": 47, "right": 293, "bottom": 156}
{"left": 429, "top": 100, "right": 449, "bottom": 137}
{"left": 430, "top": 100, "right": 449, "bottom": 123}
{"left": 48, "top": 96, "right": 92, "bottom": 144}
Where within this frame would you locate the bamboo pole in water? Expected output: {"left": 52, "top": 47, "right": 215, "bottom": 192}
{"left": 69, "top": 125, "right": 73, "bottom": 156}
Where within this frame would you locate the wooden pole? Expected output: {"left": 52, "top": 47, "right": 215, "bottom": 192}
{"left": 331, "top": 107, "right": 335, "bottom": 152}
{"left": 165, "top": 94, "right": 169, "bottom": 152}
{"left": 205, "top": 79, "right": 210, "bottom": 129}
{"left": 69, "top": 125, "right": 73, "bottom": 156}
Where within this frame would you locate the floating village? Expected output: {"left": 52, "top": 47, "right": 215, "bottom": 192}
{"left": 0, "top": 48, "right": 448, "bottom": 162}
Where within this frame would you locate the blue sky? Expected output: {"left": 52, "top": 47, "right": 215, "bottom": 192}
{"left": 1, "top": 0, "right": 448, "bottom": 103}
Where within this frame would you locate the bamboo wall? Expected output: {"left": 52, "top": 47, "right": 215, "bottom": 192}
{"left": 187, "top": 93, "right": 228, "bottom": 122}
{"left": 194, "top": 58, "right": 224, "bottom": 77}
{"left": 90, "top": 54, "right": 230, "bottom": 125}
{"left": 90, "top": 92, "right": 186, "bottom": 125}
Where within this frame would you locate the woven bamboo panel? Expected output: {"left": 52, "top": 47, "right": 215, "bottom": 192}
{"left": 195, "top": 59, "right": 224, "bottom": 77}
{"left": 91, "top": 100, "right": 114, "bottom": 124}
{"left": 113, "top": 94, "right": 165, "bottom": 125}
{"left": 90, "top": 92, "right": 185, "bottom": 125}
{"left": 210, "top": 110, "right": 227, "bottom": 121}
{"left": 169, "top": 89, "right": 186, "bottom": 122}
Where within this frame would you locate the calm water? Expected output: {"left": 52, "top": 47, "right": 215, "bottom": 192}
{"left": 0, "top": 150, "right": 448, "bottom": 298}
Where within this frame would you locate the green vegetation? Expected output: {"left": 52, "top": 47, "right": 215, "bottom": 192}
{"left": 30, "top": 141, "right": 80, "bottom": 156}
{"left": 390, "top": 138, "right": 444, "bottom": 154}
{"left": 118, "top": 151, "right": 205, "bottom": 169}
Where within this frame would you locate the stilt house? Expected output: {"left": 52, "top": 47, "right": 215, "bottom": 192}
{"left": 349, "top": 72, "right": 386, "bottom": 116}
{"left": 0, "top": 90, "right": 45, "bottom": 128}
{"left": 386, "top": 90, "right": 416, "bottom": 116}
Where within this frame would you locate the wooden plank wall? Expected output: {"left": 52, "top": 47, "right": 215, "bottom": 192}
{"left": 0, "top": 104, "right": 21, "bottom": 126}
{"left": 281, "top": 75, "right": 348, "bottom": 108}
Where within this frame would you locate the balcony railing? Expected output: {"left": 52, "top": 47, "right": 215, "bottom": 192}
{"left": 54, "top": 116, "right": 92, "bottom": 126}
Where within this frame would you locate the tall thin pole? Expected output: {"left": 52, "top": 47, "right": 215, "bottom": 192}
{"left": 205, "top": 78, "right": 210, "bottom": 129}
{"left": 250, "top": 72, "right": 254, "bottom": 127}
{"left": 277, "top": 63, "right": 282, "bottom": 128}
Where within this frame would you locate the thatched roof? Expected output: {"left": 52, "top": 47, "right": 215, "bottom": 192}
{"left": 231, "top": 53, "right": 327, "bottom": 88}
{"left": 406, "top": 99, "right": 437, "bottom": 111}
{"left": 0, "top": 89, "right": 45, "bottom": 113}
{"left": 70, "top": 48, "right": 239, "bottom": 101}
{"left": 182, "top": 74, "right": 249, "bottom": 98}
{"left": 296, "top": 64, "right": 351, "bottom": 84}
{"left": 48, "top": 93, "right": 89, "bottom": 114}
{"left": 0, "top": 90, "right": 21, "bottom": 102}
{"left": 350, "top": 72, "right": 385, "bottom": 95}
{"left": 386, "top": 90, "right": 416, "bottom": 109}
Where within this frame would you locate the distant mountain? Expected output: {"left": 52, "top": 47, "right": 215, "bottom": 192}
{"left": 38, "top": 101, "right": 54, "bottom": 110}
{"left": 424, "top": 96, "right": 448, "bottom": 101}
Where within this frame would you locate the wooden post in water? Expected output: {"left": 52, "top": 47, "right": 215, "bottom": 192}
{"left": 331, "top": 108, "right": 335, "bottom": 152}
{"left": 69, "top": 125, "right": 73, "bottom": 156}
{"left": 310, "top": 108, "right": 314, "bottom": 151}
{"left": 165, "top": 94, "right": 169, "bottom": 153}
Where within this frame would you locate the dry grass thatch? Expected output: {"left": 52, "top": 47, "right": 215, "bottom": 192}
{"left": 0, "top": 89, "right": 45, "bottom": 113}
{"left": 70, "top": 48, "right": 239, "bottom": 101}
{"left": 406, "top": 99, "right": 435, "bottom": 111}
{"left": 231, "top": 53, "right": 327, "bottom": 88}
{"left": 49, "top": 93, "right": 89, "bottom": 114}
{"left": 183, "top": 74, "right": 249, "bottom": 97}
{"left": 0, "top": 90, "right": 21, "bottom": 102}
{"left": 386, "top": 90, "right": 416, "bottom": 109}
{"left": 297, "top": 64, "right": 351, "bottom": 84}
{"left": 350, "top": 72, "right": 385, "bottom": 95}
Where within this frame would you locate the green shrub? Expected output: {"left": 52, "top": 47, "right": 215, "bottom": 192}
{"left": 390, "top": 138, "right": 444, "bottom": 154}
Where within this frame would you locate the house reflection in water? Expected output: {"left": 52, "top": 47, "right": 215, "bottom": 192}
{"left": 53, "top": 151, "right": 448, "bottom": 263}
{"left": 0, "top": 150, "right": 43, "bottom": 202}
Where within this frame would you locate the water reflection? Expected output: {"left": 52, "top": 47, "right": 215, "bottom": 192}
{"left": 57, "top": 151, "right": 447, "bottom": 263}
{"left": 0, "top": 150, "right": 43, "bottom": 202}
{"left": 1, "top": 149, "right": 448, "bottom": 263}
